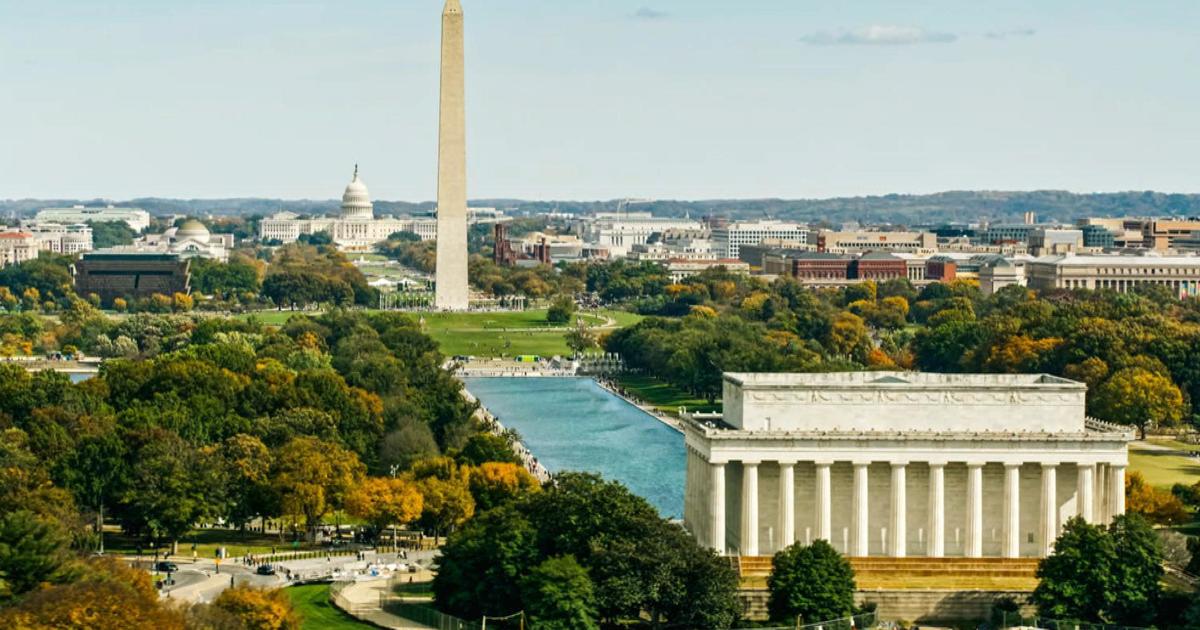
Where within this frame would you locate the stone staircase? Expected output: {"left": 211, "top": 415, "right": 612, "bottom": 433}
{"left": 736, "top": 556, "right": 1040, "bottom": 591}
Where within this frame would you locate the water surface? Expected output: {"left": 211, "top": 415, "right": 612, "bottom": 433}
{"left": 463, "top": 377, "right": 685, "bottom": 518}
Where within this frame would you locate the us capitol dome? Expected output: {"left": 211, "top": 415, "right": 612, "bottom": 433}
{"left": 340, "top": 165, "right": 375, "bottom": 220}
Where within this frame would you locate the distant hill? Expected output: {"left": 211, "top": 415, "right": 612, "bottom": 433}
{"left": 3, "top": 190, "right": 1199, "bottom": 226}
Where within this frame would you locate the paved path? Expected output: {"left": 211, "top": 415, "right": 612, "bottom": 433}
{"left": 335, "top": 580, "right": 436, "bottom": 629}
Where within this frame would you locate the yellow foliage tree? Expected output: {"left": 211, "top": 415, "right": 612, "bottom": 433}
{"left": 271, "top": 437, "right": 366, "bottom": 540}
{"left": 982, "top": 336, "right": 1062, "bottom": 373}
{"left": 210, "top": 585, "right": 301, "bottom": 630}
{"left": 0, "top": 557, "right": 184, "bottom": 629}
{"left": 345, "top": 476, "right": 424, "bottom": 546}
{"left": 468, "top": 462, "right": 540, "bottom": 511}
{"left": 172, "top": 292, "right": 194, "bottom": 312}
{"left": 1092, "top": 367, "right": 1185, "bottom": 439}
{"left": 825, "top": 312, "right": 871, "bottom": 362}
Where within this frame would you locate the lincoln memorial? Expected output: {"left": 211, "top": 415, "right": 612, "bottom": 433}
{"left": 682, "top": 372, "right": 1132, "bottom": 558}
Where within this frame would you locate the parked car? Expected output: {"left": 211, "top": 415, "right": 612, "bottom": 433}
{"left": 256, "top": 564, "right": 276, "bottom": 576}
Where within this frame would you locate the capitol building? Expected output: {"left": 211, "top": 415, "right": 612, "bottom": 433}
{"left": 683, "top": 372, "right": 1132, "bottom": 559}
{"left": 259, "top": 167, "right": 437, "bottom": 251}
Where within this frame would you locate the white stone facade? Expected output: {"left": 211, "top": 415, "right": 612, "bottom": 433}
{"left": 682, "top": 372, "right": 1131, "bottom": 559}
{"left": 258, "top": 168, "right": 437, "bottom": 252}
{"left": 713, "top": 220, "right": 808, "bottom": 259}
{"left": 36, "top": 206, "right": 151, "bottom": 232}
{"left": 1026, "top": 253, "right": 1200, "bottom": 297}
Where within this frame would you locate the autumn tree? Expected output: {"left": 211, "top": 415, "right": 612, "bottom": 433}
{"left": 271, "top": 436, "right": 365, "bottom": 540}
{"left": 1092, "top": 367, "right": 1185, "bottom": 439}
{"left": 416, "top": 475, "right": 476, "bottom": 542}
{"left": 205, "top": 585, "right": 301, "bottom": 630}
{"left": 468, "top": 462, "right": 539, "bottom": 511}
{"left": 0, "top": 556, "right": 184, "bottom": 629}
{"left": 1126, "top": 471, "right": 1188, "bottom": 525}
{"left": 345, "top": 476, "right": 423, "bottom": 547}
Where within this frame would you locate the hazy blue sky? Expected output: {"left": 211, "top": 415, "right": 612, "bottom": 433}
{"left": 3, "top": 1, "right": 1198, "bottom": 201}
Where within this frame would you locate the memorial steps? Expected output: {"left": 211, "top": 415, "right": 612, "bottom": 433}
{"left": 734, "top": 555, "right": 1040, "bottom": 591}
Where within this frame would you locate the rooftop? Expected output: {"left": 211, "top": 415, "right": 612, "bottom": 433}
{"left": 724, "top": 372, "right": 1082, "bottom": 389}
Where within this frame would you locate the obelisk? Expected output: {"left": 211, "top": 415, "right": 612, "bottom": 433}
{"left": 434, "top": 0, "right": 469, "bottom": 310}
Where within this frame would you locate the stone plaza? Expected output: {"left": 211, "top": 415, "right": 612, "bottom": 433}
{"left": 683, "top": 372, "right": 1133, "bottom": 558}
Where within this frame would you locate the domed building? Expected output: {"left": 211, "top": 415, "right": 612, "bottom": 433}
{"left": 258, "top": 165, "right": 439, "bottom": 251}
{"left": 118, "top": 218, "right": 233, "bottom": 261}
{"left": 340, "top": 166, "right": 374, "bottom": 220}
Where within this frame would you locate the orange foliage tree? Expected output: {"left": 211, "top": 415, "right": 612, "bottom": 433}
{"left": 1125, "top": 471, "right": 1188, "bottom": 525}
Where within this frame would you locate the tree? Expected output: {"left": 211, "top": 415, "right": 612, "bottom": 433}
{"left": 1126, "top": 471, "right": 1188, "bottom": 525}
{"left": 207, "top": 585, "right": 301, "bottom": 630}
{"left": 60, "top": 430, "right": 128, "bottom": 552}
{"left": 547, "top": 294, "right": 577, "bottom": 324}
{"left": 120, "top": 429, "right": 214, "bottom": 553}
{"left": 1092, "top": 367, "right": 1185, "bottom": 439}
{"left": 271, "top": 437, "right": 365, "bottom": 540}
{"left": 520, "top": 556, "right": 598, "bottom": 630}
{"left": 766, "top": 540, "right": 856, "bottom": 624}
{"left": 565, "top": 320, "right": 598, "bottom": 356}
{"left": 456, "top": 433, "right": 519, "bottom": 467}
{"left": 210, "top": 434, "right": 273, "bottom": 533}
{"left": 1032, "top": 516, "right": 1115, "bottom": 623}
{"left": 824, "top": 312, "right": 872, "bottom": 363}
{"left": 345, "top": 477, "right": 423, "bottom": 546}
{"left": 0, "top": 510, "right": 75, "bottom": 602}
{"left": 433, "top": 505, "right": 539, "bottom": 619}
{"left": 378, "top": 420, "right": 440, "bottom": 472}
{"left": 416, "top": 475, "right": 476, "bottom": 541}
{"left": 468, "top": 462, "right": 539, "bottom": 511}
{"left": 0, "top": 556, "right": 184, "bottom": 629}
{"left": 1107, "top": 513, "right": 1164, "bottom": 626}
{"left": 87, "top": 220, "right": 138, "bottom": 248}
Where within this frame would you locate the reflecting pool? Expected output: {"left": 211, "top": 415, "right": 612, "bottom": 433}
{"left": 462, "top": 377, "right": 685, "bottom": 518}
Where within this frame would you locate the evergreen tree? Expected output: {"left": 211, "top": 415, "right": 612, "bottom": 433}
{"left": 1031, "top": 517, "right": 1116, "bottom": 622}
{"left": 767, "top": 540, "right": 856, "bottom": 624}
{"left": 520, "top": 555, "right": 598, "bottom": 630}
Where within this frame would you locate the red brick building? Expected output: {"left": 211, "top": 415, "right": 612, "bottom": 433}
{"left": 850, "top": 252, "right": 908, "bottom": 281}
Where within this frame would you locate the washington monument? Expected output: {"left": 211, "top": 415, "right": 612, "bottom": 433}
{"left": 435, "top": 0, "right": 469, "bottom": 310}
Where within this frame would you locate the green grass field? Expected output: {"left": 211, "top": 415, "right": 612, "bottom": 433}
{"left": 617, "top": 374, "right": 720, "bottom": 414}
{"left": 423, "top": 308, "right": 642, "bottom": 357}
{"left": 286, "top": 584, "right": 376, "bottom": 630}
{"left": 1129, "top": 445, "right": 1200, "bottom": 489}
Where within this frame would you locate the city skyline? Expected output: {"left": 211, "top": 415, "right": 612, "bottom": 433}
{"left": 3, "top": 0, "right": 1198, "bottom": 201}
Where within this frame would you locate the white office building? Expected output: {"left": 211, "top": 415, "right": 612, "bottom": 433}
{"left": 713, "top": 220, "right": 808, "bottom": 259}
{"left": 36, "top": 206, "right": 151, "bottom": 232}
{"left": 578, "top": 212, "right": 703, "bottom": 257}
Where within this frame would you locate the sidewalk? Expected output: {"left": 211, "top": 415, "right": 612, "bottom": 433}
{"left": 333, "top": 579, "right": 437, "bottom": 629}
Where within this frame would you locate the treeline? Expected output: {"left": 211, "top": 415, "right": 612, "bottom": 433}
{"left": 0, "top": 305, "right": 547, "bottom": 625}
{"left": 11, "top": 190, "right": 1200, "bottom": 225}
{"left": 607, "top": 271, "right": 1200, "bottom": 437}
{"left": 433, "top": 473, "right": 739, "bottom": 629}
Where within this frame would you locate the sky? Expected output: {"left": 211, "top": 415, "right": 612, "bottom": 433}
{"left": 2, "top": 0, "right": 1198, "bottom": 202}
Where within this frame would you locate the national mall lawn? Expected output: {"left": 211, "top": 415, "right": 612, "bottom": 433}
{"left": 241, "top": 307, "right": 642, "bottom": 358}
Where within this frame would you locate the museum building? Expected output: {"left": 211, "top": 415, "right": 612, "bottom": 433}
{"left": 682, "top": 372, "right": 1132, "bottom": 559}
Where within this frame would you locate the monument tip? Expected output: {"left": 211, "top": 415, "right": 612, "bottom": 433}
{"left": 443, "top": 0, "right": 462, "bottom": 15}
